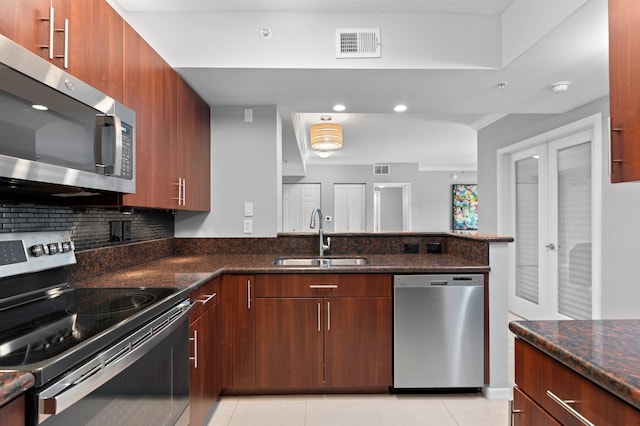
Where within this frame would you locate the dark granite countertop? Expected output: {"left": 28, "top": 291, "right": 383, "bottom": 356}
{"left": 0, "top": 371, "right": 35, "bottom": 408}
{"left": 0, "top": 252, "right": 487, "bottom": 406}
{"left": 72, "top": 253, "right": 489, "bottom": 290}
{"left": 509, "top": 320, "right": 640, "bottom": 410}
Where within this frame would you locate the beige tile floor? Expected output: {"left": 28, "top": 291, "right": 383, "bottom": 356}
{"left": 207, "top": 313, "right": 522, "bottom": 426}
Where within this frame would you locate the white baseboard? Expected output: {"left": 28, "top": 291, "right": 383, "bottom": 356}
{"left": 482, "top": 386, "right": 511, "bottom": 400}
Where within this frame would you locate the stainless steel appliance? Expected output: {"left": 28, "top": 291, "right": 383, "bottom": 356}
{"left": 0, "top": 34, "right": 135, "bottom": 195}
{"left": 0, "top": 232, "right": 191, "bottom": 425}
{"left": 393, "top": 274, "right": 484, "bottom": 389}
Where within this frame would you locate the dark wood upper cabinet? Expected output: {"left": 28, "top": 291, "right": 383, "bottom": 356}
{"left": 609, "top": 0, "right": 640, "bottom": 182}
{"left": 0, "top": 0, "right": 124, "bottom": 102}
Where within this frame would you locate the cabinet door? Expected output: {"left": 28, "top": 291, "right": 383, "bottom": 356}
{"left": 324, "top": 297, "right": 392, "bottom": 388}
{"left": 512, "top": 386, "right": 561, "bottom": 426}
{"left": 122, "top": 23, "right": 178, "bottom": 209}
{"left": 609, "top": 0, "right": 640, "bottom": 182}
{"left": 176, "top": 76, "right": 210, "bottom": 211}
{"left": 0, "top": 0, "right": 47, "bottom": 55}
{"left": 189, "top": 304, "right": 219, "bottom": 426}
{"left": 221, "top": 275, "right": 255, "bottom": 389}
{"left": 255, "top": 298, "right": 323, "bottom": 389}
{"left": 53, "top": 0, "right": 123, "bottom": 101}
{"left": 0, "top": 395, "right": 25, "bottom": 426}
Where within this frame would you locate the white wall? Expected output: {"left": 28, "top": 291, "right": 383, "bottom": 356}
{"left": 284, "top": 164, "right": 476, "bottom": 232}
{"left": 175, "top": 106, "right": 282, "bottom": 237}
{"left": 478, "top": 96, "right": 640, "bottom": 319}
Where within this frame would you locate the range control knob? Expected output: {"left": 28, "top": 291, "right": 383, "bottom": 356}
{"left": 29, "top": 244, "right": 46, "bottom": 257}
{"left": 47, "top": 243, "right": 59, "bottom": 255}
{"left": 61, "top": 242, "right": 72, "bottom": 253}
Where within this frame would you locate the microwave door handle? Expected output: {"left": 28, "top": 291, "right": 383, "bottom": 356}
{"left": 94, "top": 114, "right": 123, "bottom": 176}
{"left": 111, "top": 115, "right": 123, "bottom": 177}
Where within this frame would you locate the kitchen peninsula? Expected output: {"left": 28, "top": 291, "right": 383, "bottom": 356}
{"left": 0, "top": 232, "right": 512, "bottom": 424}
{"left": 510, "top": 320, "right": 640, "bottom": 424}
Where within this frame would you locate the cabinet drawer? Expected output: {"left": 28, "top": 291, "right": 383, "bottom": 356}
{"left": 255, "top": 274, "right": 391, "bottom": 298}
{"left": 190, "top": 278, "right": 219, "bottom": 320}
{"left": 512, "top": 386, "right": 561, "bottom": 426}
{"left": 515, "top": 339, "right": 640, "bottom": 426}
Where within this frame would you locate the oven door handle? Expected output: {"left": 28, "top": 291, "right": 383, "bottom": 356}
{"left": 37, "top": 301, "right": 192, "bottom": 420}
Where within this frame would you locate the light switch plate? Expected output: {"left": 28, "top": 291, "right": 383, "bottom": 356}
{"left": 244, "top": 202, "right": 254, "bottom": 217}
{"left": 243, "top": 218, "right": 253, "bottom": 233}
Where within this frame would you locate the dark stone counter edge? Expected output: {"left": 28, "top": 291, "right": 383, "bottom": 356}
{"left": 0, "top": 371, "right": 35, "bottom": 408}
{"left": 509, "top": 321, "right": 640, "bottom": 411}
{"left": 277, "top": 231, "right": 515, "bottom": 243}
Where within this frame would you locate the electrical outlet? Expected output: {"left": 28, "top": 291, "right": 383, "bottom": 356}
{"left": 122, "top": 221, "right": 132, "bottom": 241}
{"left": 109, "top": 221, "right": 122, "bottom": 242}
{"left": 427, "top": 242, "right": 442, "bottom": 253}
{"left": 404, "top": 243, "right": 419, "bottom": 254}
{"left": 243, "top": 218, "right": 253, "bottom": 234}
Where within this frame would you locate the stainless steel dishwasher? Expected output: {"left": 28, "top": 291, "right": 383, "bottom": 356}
{"left": 393, "top": 274, "right": 484, "bottom": 389}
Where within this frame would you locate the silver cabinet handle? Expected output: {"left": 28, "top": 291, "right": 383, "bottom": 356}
{"left": 196, "top": 293, "right": 216, "bottom": 305}
{"left": 309, "top": 285, "right": 338, "bottom": 289}
{"left": 189, "top": 330, "right": 198, "bottom": 369}
{"left": 509, "top": 400, "right": 524, "bottom": 426}
{"left": 327, "top": 301, "right": 331, "bottom": 331}
{"left": 38, "top": 6, "right": 55, "bottom": 59}
{"left": 182, "top": 179, "right": 186, "bottom": 206}
{"left": 247, "top": 279, "right": 252, "bottom": 310}
{"left": 546, "top": 390, "right": 594, "bottom": 426}
{"left": 55, "top": 18, "right": 69, "bottom": 68}
{"left": 172, "top": 178, "right": 184, "bottom": 205}
{"left": 317, "top": 302, "right": 321, "bottom": 332}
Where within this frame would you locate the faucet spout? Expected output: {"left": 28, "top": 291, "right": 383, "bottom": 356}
{"left": 310, "top": 207, "right": 330, "bottom": 256}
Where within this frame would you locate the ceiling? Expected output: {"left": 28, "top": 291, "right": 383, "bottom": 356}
{"left": 111, "top": 0, "right": 609, "bottom": 174}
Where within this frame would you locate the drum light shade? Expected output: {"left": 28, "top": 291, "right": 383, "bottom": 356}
{"left": 310, "top": 123, "right": 343, "bottom": 151}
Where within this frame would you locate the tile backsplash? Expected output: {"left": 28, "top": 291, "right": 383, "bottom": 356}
{"left": 0, "top": 202, "right": 174, "bottom": 251}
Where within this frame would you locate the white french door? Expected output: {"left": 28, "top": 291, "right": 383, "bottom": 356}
{"left": 509, "top": 130, "right": 594, "bottom": 320}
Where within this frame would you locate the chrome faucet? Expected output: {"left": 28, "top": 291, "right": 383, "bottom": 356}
{"left": 310, "top": 207, "right": 330, "bottom": 256}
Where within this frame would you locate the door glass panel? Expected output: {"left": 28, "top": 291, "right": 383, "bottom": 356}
{"left": 557, "top": 142, "right": 591, "bottom": 319}
{"left": 515, "top": 157, "right": 539, "bottom": 304}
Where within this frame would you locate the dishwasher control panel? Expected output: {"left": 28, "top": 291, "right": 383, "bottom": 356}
{"left": 394, "top": 274, "right": 484, "bottom": 288}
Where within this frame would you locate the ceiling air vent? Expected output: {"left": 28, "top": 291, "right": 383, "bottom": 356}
{"left": 336, "top": 28, "right": 381, "bottom": 59}
{"left": 373, "top": 164, "right": 390, "bottom": 175}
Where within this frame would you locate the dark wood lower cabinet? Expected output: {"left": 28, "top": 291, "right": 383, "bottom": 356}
{"left": 0, "top": 395, "right": 25, "bottom": 426}
{"left": 255, "top": 298, "right": 323, "bottom": 388}
{"left": 252, "top": 274, "right": 392, "bottom": 391}
{"left": 324, "top": 297, "right": 392, "bottom": 388}
{"left": 513, "top": 339, "right": 640, "bottom": 426}
{"left": 189, "top": 279, "right": 220, "bottom": 426}
{"left": 512, "top": 386, "right": 561, "bottom": 426}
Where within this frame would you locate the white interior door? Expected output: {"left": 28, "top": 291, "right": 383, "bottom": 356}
{"left": 509, "top": 131, "right": 593, "bottom": 320}
{"left": 282, "top": 183, "right": 321, "bottom": 232}
{"left": 334, "top": 184, "right": 365, "bottom": 232}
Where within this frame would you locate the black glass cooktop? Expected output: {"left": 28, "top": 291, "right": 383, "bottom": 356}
{"left": 0, "top": 287, "right": 177, "bottom": 366}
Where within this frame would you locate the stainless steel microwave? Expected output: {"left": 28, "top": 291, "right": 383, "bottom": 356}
{"left": 0, "top": 34, "right": 135, "bottom": 195}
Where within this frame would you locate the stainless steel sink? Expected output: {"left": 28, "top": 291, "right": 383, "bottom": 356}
{"left": 272, "top": 257, "right": 369, "bottom": 267}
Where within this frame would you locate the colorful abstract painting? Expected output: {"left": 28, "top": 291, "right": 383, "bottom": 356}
{"left": 452, "top": 184, "right": 478, "bottom": 231}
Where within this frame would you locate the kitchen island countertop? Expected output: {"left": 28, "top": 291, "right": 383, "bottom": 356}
{"left": 510, "top": 319, "right": 640, "bottom": 411}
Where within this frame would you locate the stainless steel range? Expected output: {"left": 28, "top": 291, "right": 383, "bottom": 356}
{"left": 0, "top": 232, "right": 192, "bottom": 425}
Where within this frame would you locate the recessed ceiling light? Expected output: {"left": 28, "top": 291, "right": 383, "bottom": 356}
{"left": 394, "top": 104, "right": 407, "bottom": 112}
{"left": 32, "top": 104, "right": 48, "bottom": 111}
{"left": 333, "top": 104, "right": 346, "bottom": 112}
{"left": 549, "top": 81, "right": 571, "bottom": 94}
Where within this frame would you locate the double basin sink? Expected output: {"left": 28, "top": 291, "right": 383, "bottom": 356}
{"left": 272, "top": 257, "right": 369, "bottom": 267}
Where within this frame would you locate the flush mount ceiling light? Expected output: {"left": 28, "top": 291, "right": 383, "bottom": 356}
{"left": 333, "top": 104, "right": 346, "bottom": 112}
{"left": 550, "top": 81, "right": 571, "bottom": 94}
{"left": 310, "top": 123, "right": 343, "bottom": 151}
{"left": 394, "top": 104, "right": 407, "bottom": 112}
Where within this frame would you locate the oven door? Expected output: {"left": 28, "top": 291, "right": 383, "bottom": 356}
{"left": 29, "top": 301, "right": 191, "bottom": 426}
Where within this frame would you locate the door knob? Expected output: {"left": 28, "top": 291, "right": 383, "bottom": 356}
{"left": 545, "top": 243, "right": 556, "bottom": 250}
